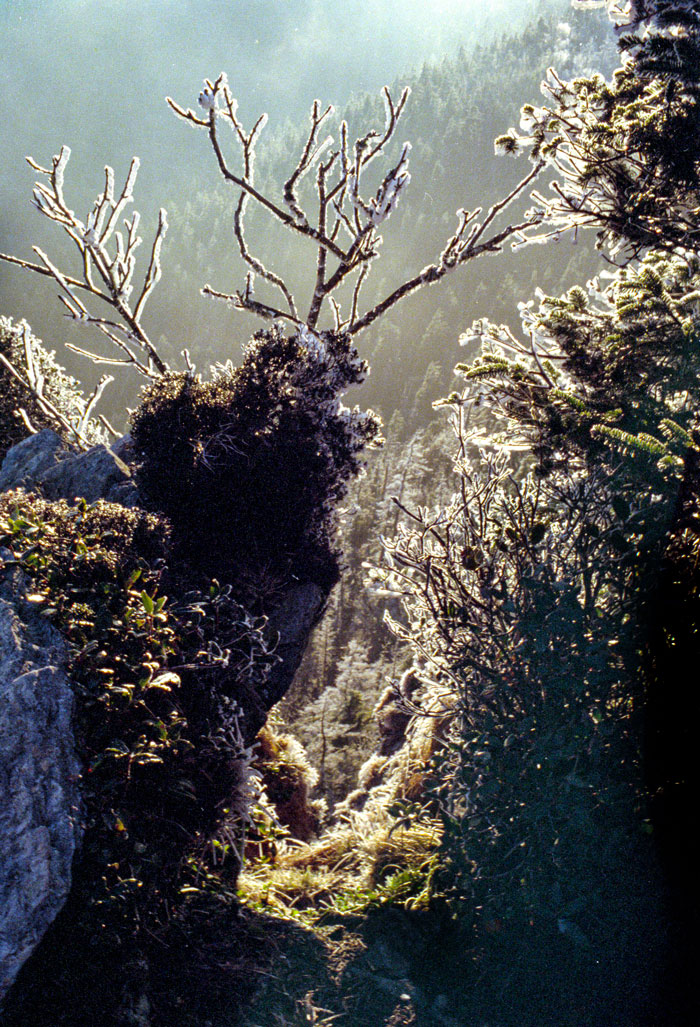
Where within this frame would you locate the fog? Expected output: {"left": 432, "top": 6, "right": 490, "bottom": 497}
{"left": 0, "top": 0, "right": 568, "bottom": 411}
{"left": 1, "top": 0, "right": 547, "bottom": 256}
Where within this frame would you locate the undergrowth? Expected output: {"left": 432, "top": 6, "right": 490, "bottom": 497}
{"left": 0, "top": 486, "right": 447, "bottom": 1027}
{"left": 0, "top": 490, "right": 277, "bottom": 1025}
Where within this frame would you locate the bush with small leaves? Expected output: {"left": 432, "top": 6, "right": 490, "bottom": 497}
{"left": 130, "top": 324, "right": 383, "bottom": 592}
{"left": 0, "top": 490, "right": 276, "bottom": 1024}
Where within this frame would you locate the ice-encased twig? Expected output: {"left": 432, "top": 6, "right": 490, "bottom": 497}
{"left": 283, "top": 99, "right": 335, "bottom": 227}
{"left": 1, "top": 147, "right": 169, "bottom": 382}
{"left": 0, "top": 350, "right": 93, "bottom": 449}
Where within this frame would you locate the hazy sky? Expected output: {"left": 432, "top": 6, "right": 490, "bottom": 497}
{"left": 0, "top": 0, "right": 554, "bottom": 350}
{"left": 0, "top": 0, "right": 544, "bottom": 215}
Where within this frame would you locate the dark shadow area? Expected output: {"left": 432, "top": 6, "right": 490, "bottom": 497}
{"left": 642, "top": 518, "right": 700, "bottom": 1027}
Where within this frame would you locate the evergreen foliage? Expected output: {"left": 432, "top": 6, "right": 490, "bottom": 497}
{"left": 498, "top": 0, "right": 700, "bottom": 258}
{"left": 368, "top": 2, "right": 700, "bottom": 1020}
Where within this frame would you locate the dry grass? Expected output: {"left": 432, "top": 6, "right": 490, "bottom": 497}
{"left": 238, "top": 815, "right": 442, "bottom": 922}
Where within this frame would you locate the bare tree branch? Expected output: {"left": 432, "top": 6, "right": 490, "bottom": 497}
{"left": 349, "top": 163, "right": 545, "bottom": 336}
{"left": 1, "top": 76, "right": 548, "bottom": 437}
{"left": 0, "top": 251, "right": 108, "bottom": 299}
{"left": 0, "top": 349, "right": 93, "bottom": 448}
{"left": 0, "top": 147, "right": 168, "bottom": 378}
{"left": 169, "top": 77, "right": 545, "bottom": 338}
{"left": 167, "top": 77, "right": 348, "bottom": 262}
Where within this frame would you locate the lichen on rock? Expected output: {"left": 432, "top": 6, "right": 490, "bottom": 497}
{"left": 0, "top": 554, "right": 82, "bottom": 1000}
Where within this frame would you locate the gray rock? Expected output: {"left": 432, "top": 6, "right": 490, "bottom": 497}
{"left": 0, "top": 429, "right": 66, "bottom": 493}
{"left": 0, "top": 431, "right": 140, "bottom": 508}
{"left": 0, "top": 560, "right": 83, "bottom": 1000}
{"left": 263, "top": 582, "right": 325, "bottom": 706}
{"left": 238, "top": 582, "right": 326, "bottom": 741}
{"left": 108, "top": 432, "right": 134, "bottom": 463}
{"left": 40, "top": 441, "right": 137, "bottom": 506}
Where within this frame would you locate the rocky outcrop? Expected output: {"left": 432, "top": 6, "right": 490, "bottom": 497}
{"left": 0, "top": 558, "right": 82, "bottom": 1000}
{"left": 0, "top": 430, "right": 328, "bottom": 1006}
{"left": 41, "top": 438, "right": 138, "bottom": 506}
{"left": 264, "top": 583, "right": 326, "bottom": 710}
{"left": 0, "top": 430, "right": 66, "bottom": 493}
{"left": 0, "top": 428, "right": 139, "bottom": 507}
{"left": 237, "top": 583, "right": 326, "bottom": 742}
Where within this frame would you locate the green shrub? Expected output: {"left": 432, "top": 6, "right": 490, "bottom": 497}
{"left": 0, "top": 492, "right": 275, "bottom": 928}
{"left": 0, "top": 323, "right": 381, "bottom": 1023}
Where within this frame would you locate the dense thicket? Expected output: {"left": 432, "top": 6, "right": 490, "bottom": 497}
{"left": 131, "top": 326, "right": 381, "bottom": 591}
{"left": 365, "top": 2, "right": 700, "bottom": 1022}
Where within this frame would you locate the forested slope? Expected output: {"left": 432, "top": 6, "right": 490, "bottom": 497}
{"left": 155, "top": 6, "right": 614, "bottom": 424}
{"left": 265, "top": 8, "right": 616, "bottom": 796}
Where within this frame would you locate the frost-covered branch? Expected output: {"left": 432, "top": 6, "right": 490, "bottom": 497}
{"left": 167, "top": 75, "right": 347, "bottom": 264}
{"left": 0, "top": 320, "right": 110, "bottom": 450}
{"left": 497, "top": 2, "right": 700, "bottom": 260}
{"left": 1, "top": 73, "right": 549, "bottom": 433}
{"left": 572, "top": 0, "right": 695, "bottom": 32}
{"left": 0, "top": 147, "right": 168, "bottom": 377}
{"left": 495, "top": 69, "right": 677, "bottom": 259}
{"left": 348, "top": 160, "right": 545, "bottom": 336}
{"left": 169, "top": 76, "right": 547, "bottom": 335}
{"left": 284, "top": 98, "right": 335, "bottom": 228}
